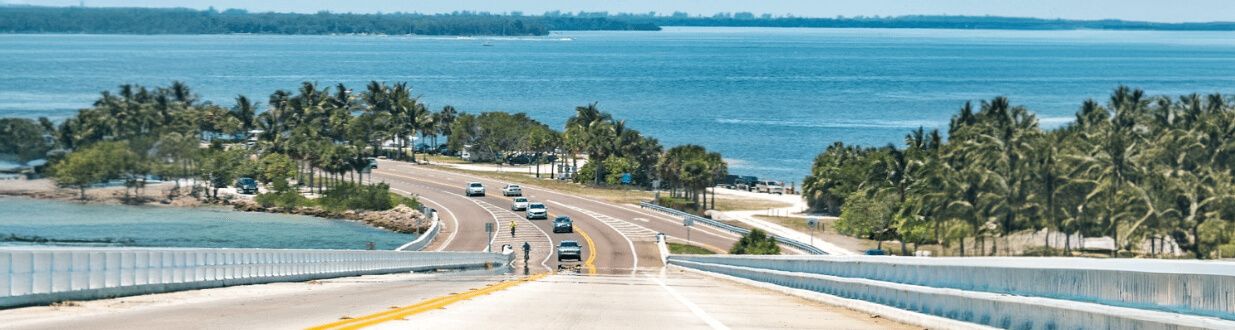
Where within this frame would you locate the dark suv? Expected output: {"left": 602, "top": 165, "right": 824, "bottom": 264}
{"left": 553, "top": 216, "right": 573, "bottom": 233}
{"left": 236, "top": 177, "right": 258, "bottom": 194}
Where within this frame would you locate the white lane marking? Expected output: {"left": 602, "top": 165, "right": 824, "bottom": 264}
{"left": 381, "top": 172, "right": 507, "bottom": 255}
{"left": 469, "top": 198, "right": 553, "bottom": 272}
{"left": 633, "top": 217, "right": 649, "bottom": 223}
{"left": 417, "top": 196, "right": 461, "bottom": 251}
{"left": 424, "top": 164, "right": 741, "bottom": 242}
{"left": 548, "top": 200, "right": 642, "bottom": 273}
{"left": 380, "top": 168, "right": 553, "bottom": 270}
{"left": 647, "top": 274, "right": 730, "bottom": 330}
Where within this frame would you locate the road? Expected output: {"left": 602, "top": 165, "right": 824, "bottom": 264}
{"left": 372, "top": 160, "right": 744, "bottom": 274}
{"left": 0, "top": 270, "right": 911, "bottom": 330}
{"left": 0, "top": 160, "right": 902, "bottom": 329}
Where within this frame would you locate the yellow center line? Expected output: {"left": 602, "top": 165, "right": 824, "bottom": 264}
{"left": 306, "top": 273, "right": 548, "bottom": 330}
{"left": 575, "top": 227, "right": 599, "bottom": 275}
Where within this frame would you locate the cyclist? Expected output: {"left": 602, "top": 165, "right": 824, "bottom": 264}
{"left": 510, "top": 221, "right": 517, "bottom": 237}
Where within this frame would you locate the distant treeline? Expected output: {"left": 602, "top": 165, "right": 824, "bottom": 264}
{"left": 607, "top": 12, "right": 1235, "bottom": 31}
{"left": 0, "top": 6, "right": 658, "bottom": 36}
{"left": 3, "top": 5, "right": 1234, "bottom": 35}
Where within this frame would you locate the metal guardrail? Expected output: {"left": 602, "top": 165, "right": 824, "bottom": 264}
{"left": 669, "top": 255, "right": 1235, "bottom": 325}
{"left": 0, "top": 247, "right": 510, "bottom": 308}
{"left": 639, "top": 201, "right": 826, "bottom": 255}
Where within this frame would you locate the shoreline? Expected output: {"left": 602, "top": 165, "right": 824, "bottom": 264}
{"left": 0, "top": 179, "right": 431, "bottom": 235}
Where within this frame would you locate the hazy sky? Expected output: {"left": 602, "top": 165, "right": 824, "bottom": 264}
{"left": 6, "top": 0, "right": 1235, "bottom": 23}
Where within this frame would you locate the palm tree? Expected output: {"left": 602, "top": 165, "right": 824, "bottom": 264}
{"left": 435, "top": 105, "right": 457, "bottom": 150}
{"left": 231, "top": 95, "right": 258, "bottom": 134}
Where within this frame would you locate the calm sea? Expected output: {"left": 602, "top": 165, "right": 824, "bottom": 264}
{"left": 0, "top": 197, "right": 413, "bottom": 250}
{"left": 3, "top": 27, "right": 1235, "bottom": 182}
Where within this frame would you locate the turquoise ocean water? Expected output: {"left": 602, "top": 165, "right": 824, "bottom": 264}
{"left": 3, "top": 27, "right": 1235, "bottom": 181}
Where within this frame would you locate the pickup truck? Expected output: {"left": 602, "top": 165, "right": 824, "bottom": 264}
{"left": 756, "top": 180, "right": 785, "bottom": 194}
{"left": 557, "top": 240, "right": 582, "bottom": 262}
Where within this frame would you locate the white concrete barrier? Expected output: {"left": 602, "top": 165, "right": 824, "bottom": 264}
{"left": 0, "top": 247, "right": 508, "bottom": 308}
{"left": 669, "top": 255, "right": 1235, "bottom": 329}
{"left": 396, "top": 212, "right": 441, "bottom": 251}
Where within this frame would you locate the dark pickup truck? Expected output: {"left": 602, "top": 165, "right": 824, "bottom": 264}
{"left": 557, "top": 240, "right": 582, "bottom": 262}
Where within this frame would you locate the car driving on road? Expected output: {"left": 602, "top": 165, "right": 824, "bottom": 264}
{"left": 526, "top": 202, "right": 547, "bottom": 220}
{"left": 511, "top": 197, "right": 529, "bottom": 211}
{"left": 553, "top": 216, "right": 573, "bottom": 233}
{"left": 557, "top": 240, "right": 582, "bottom": 262}
{"left": 502, "top": 184, "right": 522, "bottom": 196}
{"left": 465, "top": 182, "right": 485, "bottom": 196}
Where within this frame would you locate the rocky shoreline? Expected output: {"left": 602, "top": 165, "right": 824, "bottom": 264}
{"left": 230, "top": 200, "right": 429, "bottom": 234}
{"left": 0, "top": 179, "right": 431, "bottom": 235}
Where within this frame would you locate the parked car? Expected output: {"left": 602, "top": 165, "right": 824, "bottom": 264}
{"left": 367, "top": 157, "right": 378, "bottom": 169}
{"left": 756, "top": 180, "right": 785, "bottom": 194}
{"left": 526, "top": 202, "right": 548, "bottom": 220}
{"left": 553, "top": 216, "right": 573, "bottom": 233}
{"left": 557, "top": 240, "right": 582, "bottom": 262}
{"left": 720, "top": 175, "right": 740, "bottom": 189}
{"left": 235, "top": 177, "right": 258, "bottom": 194}
{"left": 414, "top": 143, "right": 432, "bottom": 153}
{"left": 511, "top": 197, "right": 529, "bottom": 211}
{"left": 502, "top": 184, "right": 523, "bottom": 197}
{"left": 735, "top": 176, "right": 759, "bottom": 191}
{"left": 864, "top": 249, "right": 888, "bottom": 256}
{"left": 465, "top": 182, "right": 485, "bottom": 197}
{"left": 505, "top": 153, "right": 536, "bottom": 165}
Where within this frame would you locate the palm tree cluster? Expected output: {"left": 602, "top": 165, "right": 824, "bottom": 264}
{"left": 563, "top": 103, "right": 666, "bottom": 186}
{"left": 656, "top": 145, "right": 727, "bottom": 210}
{"left": 37, "top": 81, "right": 463, "bottom": 198}
{"left": 804, "top": 86, "right": 1235, "bottom": 259}
{"left": 28, "top": 81, "right": 738, "bottom": 214}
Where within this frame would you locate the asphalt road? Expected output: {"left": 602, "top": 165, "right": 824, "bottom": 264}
{"left": 372, "top": 160, "right": 743, "bottom": 274}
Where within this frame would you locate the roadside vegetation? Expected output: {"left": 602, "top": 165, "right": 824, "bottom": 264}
{"left": 4, "top": 82, "right": 421, "bottom": 222}
{"left": 803, "top": 87, "right": 1235, "bottom": 259}
{"left": 729, "top": 228, "right": 781, "bottom": 255}
{"left": 668, "top": 242, "right": 714, "bottom": 255}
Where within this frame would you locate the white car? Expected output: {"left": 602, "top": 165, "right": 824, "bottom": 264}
{"left": 756, "top": 180, "right": 785, "bottom": 194}
{"left": 526, "top": 203, "right": 547, "bottom": 220}
{"left": 502, "top": 184, "right": 523, "bottom": 197}
{"left": 465, "top": 182, "right": 485, "bottom": 197}
{"left": 511, "top": 197, "right": 529, "bottom": 211}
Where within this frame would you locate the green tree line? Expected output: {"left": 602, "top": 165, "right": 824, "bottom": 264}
{"left": 803, "top": 87, "right": 1235, "bottom": 259}
{"left": 0, "top": 6, "right": 657, "bottom": 36}
{"left": 12, "top": 81, "right": 726, "bottom": 214}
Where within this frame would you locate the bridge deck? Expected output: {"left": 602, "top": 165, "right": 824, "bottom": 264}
{"left": 0, "top": 270, "right": 907, "bottom": 329}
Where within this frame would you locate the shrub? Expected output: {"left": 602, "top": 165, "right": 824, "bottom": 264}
{"left": 656, "top": 196, "right": 696, "bottom": 211}
{"left": 730, "top": 228, "right": 781, "bottom": 255}
{"left": 255, "top": 190, "right": 309, "bottom": 209}
{"left": 318, "top": 183, "right": 420, "bottom": 212}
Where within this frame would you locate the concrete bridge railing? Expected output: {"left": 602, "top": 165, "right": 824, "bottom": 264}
{"left": 0, "top": 247, "right": 509, "bottom": 308}
{"left": 669, "top": 255, "right": 1235, "bottom": 329}
{"left": 639, "top": 201, "right": 827, "bottom": 254}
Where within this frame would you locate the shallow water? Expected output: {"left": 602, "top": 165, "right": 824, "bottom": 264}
{"left": 2, "top": 27, "right": 1234, "bottom": 181}
{"left": 0, "top": 197, "right": 414, "bottom": 250}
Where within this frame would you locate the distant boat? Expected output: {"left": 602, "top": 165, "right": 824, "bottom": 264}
{"left": 482, "top": 42, "right": 494, "bottom": 47}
